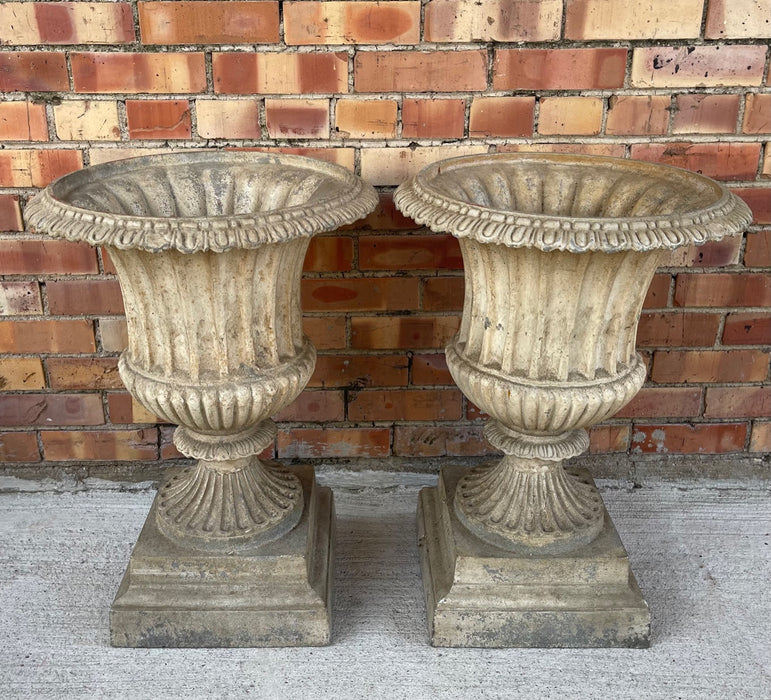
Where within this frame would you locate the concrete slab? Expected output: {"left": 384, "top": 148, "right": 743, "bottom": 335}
{"left": 1, "top": 471, "right": 770, "bottom": 699}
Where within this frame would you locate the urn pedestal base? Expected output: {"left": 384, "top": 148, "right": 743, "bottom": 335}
{"left": 110, "top": 465, "right": 333, "bottom": 647}
{"left": 417, "top": 466, "right": 649, "bottom": 648}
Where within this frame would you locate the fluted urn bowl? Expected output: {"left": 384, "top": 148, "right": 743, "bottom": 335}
{"left": 27, "top": 151, "right": 377, "bottom": 548}
{"left": 395, "top": 153, "right": 750, "bottom": 553}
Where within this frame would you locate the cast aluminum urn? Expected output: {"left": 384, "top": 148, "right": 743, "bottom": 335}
{"left": 395, "top": 153, "right": 751, "bottom": 647}
{"left": 26, "top": 151, "right": 377, "bottom": 647}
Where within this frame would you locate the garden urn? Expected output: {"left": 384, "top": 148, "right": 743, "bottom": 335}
{"left": 395, "top": 152, "right": 751, "bottom": 647}
{"left": 27, "top": 151, "right": 377, "bottom": 647}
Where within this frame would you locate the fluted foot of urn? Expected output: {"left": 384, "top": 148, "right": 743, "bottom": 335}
{"left": 155, "top": 420, "right": 303, "bottom": 549}
{"left": 156, "top": 458, "right": 303, "bottom": 549}
{"left": 455, "top": 455, "right": 604, "bottom": 555}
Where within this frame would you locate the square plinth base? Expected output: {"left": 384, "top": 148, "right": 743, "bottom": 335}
{"left": 110, "top": 465, "right": 334, "bottom": 647}
{"left": 418, "top": 466, "right": 650, "bottom": 648}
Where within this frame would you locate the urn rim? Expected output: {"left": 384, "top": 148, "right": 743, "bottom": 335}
{"left": 25, "top": 150, "right": 378, "bottom": 253}
{"left": 394, "top": 152, "right": 752, "bottom": 253}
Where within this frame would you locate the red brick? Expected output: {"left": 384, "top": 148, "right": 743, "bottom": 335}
{"left": 0, "top": 394, "right": 104, "bottom": 427}
{"left": 493, "top": 48, "right": 627, "bottom": 90}
{"left": 348, "top": 388, "right": 462, "bottom": 421}
{"left": 361, "top": 145, "right": 487, "bottom": 186}
{"left": 54, "top": 100, "right": 120, "bottom": 141}
{"left": 355, "top": 50, "right": 487, "bottom": 92}
{"left": 423, "top": 277, "right": 464, "bottom": 312}
{"left": 743, "top": 94, "right": 770, "bottom": 134}
{"left": 351, "top": 315, "right": 460, "bottom": 349}
{"left": 605, "top": 95, "right": 670, "bottom": 136}
{"left": 402, "top": 98, "right": 466, "bottom": 140}
{"left": 0, "top": 2, "right": 134, "bottom": 44}
{"left": 335, "top": 99, "right": 397, "bottom": 139}
{"left": 732, "top": 188, "right": 771, "bottom": 225}
{"left": 651, "top": 350, "right": 769, "bottom": 383}
{"left": 722, "top": 313, "right": 771, "bottom": 345}
{"left": 71, "top": 52, "right": 206, "bottom": 94}
{"left": 106, "top": 393, "right": 159, "bottom": 424}
{"left": 411, "top": 353, "right": 453, "bottom": 385}
{"left": 744, "top": 231, "right": 770, "bottom": 267}
{"left": 672, "top": 94, "right": 740, "bottom": 134}
{"left": 46, "top": 358, "right": 123, "bottom": 390}
{"left": 41, "top": 428, "right": 159, "bottom": 461}
{"left": 636, "top": 312, "right": 721, "bottom": 347}
{"left": 46, "top": 279, "right": 124, "bottom": 316}
{"left": 0, "top": 357, "right": 45, "bottom": 390}
{"left": 265, "top": 99, "right": 329, "bottom": 138}
{"left": 277, "top": 427, "right": 390, "bottom": 458}
{"left": 359, "top": 234, "right": 462, "bottom": 270}
{"left": 285, "top": 1, "right": 420, "bottom": 45}
{"left": 0, "top": 432, "right": 40, "bottom": 462}
{"left": 139, "top": 1, "right": 279, "bottom": 44}
{"left": 538, "top": 96, "right": 603, "bottom": 136}
{"left": 425, "top": 0, "right": 562, "bottom": 42}
{"left": 750, "top": 421, "right": 771, "bottom": 452}
{"left": 469, "top": 97, "right": 534, "bottom": 138}
{"left": 213, "top": 52, "right": 348, "bottom": 95}
{"left": 273, "top": 390, "right": 345, "bottom": 422}
{"left": 674, "top": 273, "right": 771, "bottom": 308}
{"left": 195, "top": 99, "right": 260, "bottom": 140}
{"left": 160, "top": 425, "right": 184, "bottom": 459}
{"left": 88, "top": 148, "right": 173, "bottom": 167}
{"left": 589, "top": 425, "right": 630, "bottom": 453}
{"left": 499, "top": 142, "right": 626, "bottom": 158}
{"left": 630, "top": 143, "right": 761, "bottom": 181}
{"left": 126, "top": 100, "right": 192, "bottom": 140}
{"left": 0, "top": 240, "right": 98, "bottom": 274}
{"left": 392, "top": 425, "right": 491, "bottom": 457}
{"left": 615, "top": 387, "right": 702, "bottom": 418}
{"left": 705, "top": 0, "right": 771, "bottom": 39}
{"left": 632, "top": 423, "right": 747, "bottom": 453}
{"left": 0, "top": 102, "right": 48, "bottom": 141}
{"left": 303, "top": 236, "right": 354, "bottom": 272}
{"left": 309, "top": 354, "right": 409, "bottom": 388}
{"left": 344, "top": 192, "right": 420, "bottom": 231}
{"left": 662, "top": 237, "right": 742, "bottom": 268}
{"left": 99, "top": 318, "right": 127, "bottom": 353}
{"left": 0, "top": 195, "right": 23, "bottom": 231}
{"left": 0, "top": 320, "right": 95, "bottom": 353}
{"left": 0, "top": 52, "right": 68, "bottom": 92}
{"left": 231, "top": 146, "right": 355, "bottom": 170}
{"left": 302, "top": 277, "right": 419, "bottom": 312}
{"left": 466, "top": 401, "right": 486, "bottom": 421}
{"left": 0, "top": 281, "right": 42, "bottom": 315}
{"left": 631, "top": 46, "right": 767, "bottom": 88}
{"left": 565, "top": 0, "right": 702, "bottom": 39}
{"left": 0, "top": 150, "right": 83, "bottom": 188}
{"left": 705, "top": 386, "right": 770, "bottom": 418}
{"left": 303, "top": 317, "right": 347, "bottom": 350}
{"left": 643, "top": 273, "right": 671, "bottom": 309}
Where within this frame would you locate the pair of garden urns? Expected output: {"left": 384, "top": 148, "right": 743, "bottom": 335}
{"left": 26, "top": 151, "right": 750, "bottom": 648}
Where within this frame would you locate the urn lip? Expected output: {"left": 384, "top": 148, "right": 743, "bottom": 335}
{"left": 394, "top": 152, "right": 752, "bottom": 253}
{"left": 25, "top": 151, "right": 378, "bottom": 253}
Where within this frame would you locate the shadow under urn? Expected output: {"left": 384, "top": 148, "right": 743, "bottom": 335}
{"left": 395, "top": 153, "right": 751, "bottom": 647}
{"left": 27, "top": 151, "right": 377, "bottom": 647}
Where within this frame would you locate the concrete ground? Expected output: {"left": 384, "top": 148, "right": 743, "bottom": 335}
{"left": 0, "top": 470, "right": 769, "bottom": 700}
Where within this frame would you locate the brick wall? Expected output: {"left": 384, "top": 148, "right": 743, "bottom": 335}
{"left": 0, "top": 0, "right": 769, "bottom": 475}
